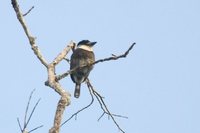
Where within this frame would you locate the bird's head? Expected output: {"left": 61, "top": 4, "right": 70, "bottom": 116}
{"left": 77, "top": 40, "right": 96, "bottom": 51}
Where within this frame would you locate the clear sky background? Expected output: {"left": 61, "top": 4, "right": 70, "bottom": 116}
{"left": 1, "top": 0, "right": 200, "bottom": 133}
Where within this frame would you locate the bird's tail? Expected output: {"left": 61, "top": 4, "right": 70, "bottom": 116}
{"left": 74, "top": 84, "right": 81, "bottom": 98}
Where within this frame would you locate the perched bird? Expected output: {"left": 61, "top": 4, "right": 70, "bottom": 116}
{"left": 70, "top": 40, "right": 96, "bottom": 98}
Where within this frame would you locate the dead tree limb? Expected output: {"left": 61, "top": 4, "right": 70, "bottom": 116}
{"left": 11, "top": 0, "right": 48, "bottom": 67}
{"left": 92, "top": 42, "right": 135, "bottom": 65}
{"left": 12, "top": 0, "right": 135, "bottom": 133}
{"left": 11, "top": 1, "right": 73, "bottom": 133}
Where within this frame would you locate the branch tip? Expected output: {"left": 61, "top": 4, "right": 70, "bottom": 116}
{"left": 23, "top": 6, "right": 34, "bottom": 16}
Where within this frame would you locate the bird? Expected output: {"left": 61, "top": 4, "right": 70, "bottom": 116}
{"left": 70, "top": 40, "right": 96, "bottom": 98}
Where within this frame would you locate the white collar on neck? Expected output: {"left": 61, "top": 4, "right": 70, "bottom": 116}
{"left": 78, "top": 45, "right": 93, "bottom": 52}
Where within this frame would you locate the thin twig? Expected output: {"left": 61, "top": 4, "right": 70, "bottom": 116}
{"left": 24, "top": 89, "right": 35, "bottom": 128}
{"left": 92, "top": 89, "right": 127, "bottom": 118}
{"left": 17, "top": 118, "right": 23, "bottom": 132}
{"left": 23, "top": 6, "right": 34, "bottom": 16}
{"left": 97, "top": 112, "right": 106, "bottom": 121}
{"left": 94, "top": 91, "right": 125, "bottom": 133}
{"left": 26, "top": 98, "right": 41, "bottom": 128}
{"left": 29, "top": 125, "right": 44, "bottom": 133}
{"left": 92, "top": 43, "right": 135, "bottom": 66}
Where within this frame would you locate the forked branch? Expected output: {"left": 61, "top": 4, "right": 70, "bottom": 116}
{"left": 11, "top": 1, "right": 72, "bottom": 133}
{"left": 17, "top": 89, "right": 43, "bottom": 133}
{"left": 12, "top": 0, "right": 135, "bottom": 133}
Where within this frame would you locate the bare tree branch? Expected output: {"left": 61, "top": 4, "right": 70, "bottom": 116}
{"left": 46, "top": 42, "right": 74, "bottom": 133}
{"left": 26, "top": 98, "right": 41, "bottom": 129}
{"left": 92, "top": 42, "right": 135, "bottom": 65}
{"left": 17, "top": 118, "right": 23, "bottom": 132}
{"left": 11, "top": 0, "right": 48, "bottom": 67}
{"left": 24, "top": 89, "right": 35, "bottom": 128}
{"left": 29, "top": 125, "right": 44, "bottom": 133}
{"left": 12, "top": 1, "right": 73, "bottom": 133}
{"left": 17, "top": 90, "right": 43, "bottom": 133}
{"left": 44, "top": 40, "right": 74, "bottom": 133}
{"left": 86, "top": 79, "right": 127, "bottom": 133}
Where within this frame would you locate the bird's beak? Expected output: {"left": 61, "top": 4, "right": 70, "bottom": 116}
{"left": 89, "top": 41, "right": 97, "bottom": 46}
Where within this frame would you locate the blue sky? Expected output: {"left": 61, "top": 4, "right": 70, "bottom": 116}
{"left": 1, "top": 0, "right": 200, "bottom": 133}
